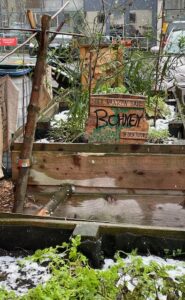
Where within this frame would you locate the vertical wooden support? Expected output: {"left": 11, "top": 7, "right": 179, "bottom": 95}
{"left": 13, "top": 15, "right": 51, "bottom": 213}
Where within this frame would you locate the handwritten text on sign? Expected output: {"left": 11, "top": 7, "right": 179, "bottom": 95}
{"left": 95, "top": 109, "right": 143, "bottom": 128}
{"left": 86, "top": 94, "right": 149, "bottom": 144}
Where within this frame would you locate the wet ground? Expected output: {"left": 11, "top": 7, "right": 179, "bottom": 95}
{"left": 23, "top": 187, "right": 185, "bottom": 228}
{"left": 0, "top": 178, "right": 184, "bottom": 229}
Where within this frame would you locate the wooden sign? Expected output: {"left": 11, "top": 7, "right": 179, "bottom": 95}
{"left": 80, "top": 44, "right": 123, "bottom": 90}
{"left": 86, "top": 93, "right": 149, "bottom": 144}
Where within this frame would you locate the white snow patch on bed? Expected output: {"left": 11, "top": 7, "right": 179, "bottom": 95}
{"left": 50, "top": 110, "right": 70, "bottom": 127}
{"left": 103, "top": 255, "right": 185, "bottom": 300}
{"left": 0, "top": 256, "right": 51, "bottom": 295}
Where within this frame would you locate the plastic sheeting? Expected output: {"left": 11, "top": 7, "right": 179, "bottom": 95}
{"left": 0, "top": 75, "right": 19, "bottom": 151}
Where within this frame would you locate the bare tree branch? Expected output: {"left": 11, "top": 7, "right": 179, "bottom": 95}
{"left": 0, "top": 32, "right": 37, "bottom": 63}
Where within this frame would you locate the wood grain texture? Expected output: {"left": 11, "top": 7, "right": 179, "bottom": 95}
{"left": 12, "top": 150, "right": 185, "bottom": 190}
{"left": 80, "top": 45, "right": 124, "bottom": 90}
{"left": 12, "top": 143, "right": 185, "bottom": 154}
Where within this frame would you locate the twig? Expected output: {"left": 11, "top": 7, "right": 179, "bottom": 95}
{"left": 48, "top": 30, "right": 85, "bottom": 37}
{"left": 49, "top": 20, "right": 66, "bottom": 44}
{"left": 0, "top": 32, "right": 37, "bottom": 63}
{"left": 0, "top": 2, "right": 71, "bottom": 64}
{"left": 0, "top": 27, "right": 38, "bottom": 32}
{"left": 51, "top": 1, "right": 70, "bottom": 20}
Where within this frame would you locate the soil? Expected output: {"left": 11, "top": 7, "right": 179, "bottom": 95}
{"left": 0, "top": 179, "right": 15, "bottom": 212}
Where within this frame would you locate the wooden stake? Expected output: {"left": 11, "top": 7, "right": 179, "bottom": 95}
{"left": 26, "top": 10, "right": 37, "bottom": 30}
{"left": 13, "top": 14, "right": 51, "bottom": 213}
{"left": 37, "top": 185, "right": 73, "bottom": 217}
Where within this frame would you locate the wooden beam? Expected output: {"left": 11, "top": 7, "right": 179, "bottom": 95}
{"left": 13, "top": 14, "right": 51, "bottom": 213}
{"left": 0, "top": 214, "right": 184, "bottom": 240}
{"left": 11, "top": 150, "right": 185, "bottom": 190}
{"left": 12, "top": 143, "right": 185, "bottom": 154}
{"left": 51, "top": 2, "right": 70, "bottom": 20}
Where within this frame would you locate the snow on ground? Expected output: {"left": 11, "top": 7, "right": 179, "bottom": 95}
{"left": 0, "top": 256, "right": 51, "bottom": 295}
{"left": 36, "top": 110, "right": 70, "bottom": 143}
{"left": 150, "top": 104, "right": 176, "bottom": 131}
{"left": 0, "top": 254, "right": 185, "bottom": 297}
{"left": 50, "top": 110, "right": 70, "bottom": 127}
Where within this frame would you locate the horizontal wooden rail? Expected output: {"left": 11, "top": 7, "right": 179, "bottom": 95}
{"left": 12, "top": 143, "right": 185, "bottom": 190}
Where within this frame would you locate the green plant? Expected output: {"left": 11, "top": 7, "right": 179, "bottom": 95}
{"left": 95, "top": 84, "right": 128, "bottom": 94}
{"left": 146, "top": 95, "right": 171, "bottom": 118}
{"left": 124, "top": 50, "right": 156, "bottom": 96}
{"left": 1, "top": 237, "right": 185, "bottom": 300}
{"left": 49, "top": 90, "right": 89, "bottom": 142}
{"left": 148, "top": 128, "right": 170, "bottom": 143}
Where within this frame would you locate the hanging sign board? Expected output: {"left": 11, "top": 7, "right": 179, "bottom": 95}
{"left": 86, "top": 93, "right": 149, "bottom": 144}
{"left": 0, "top": 37, "right": 18, "bottom": 47}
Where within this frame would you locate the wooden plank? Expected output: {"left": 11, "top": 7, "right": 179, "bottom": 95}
{"left": 80, "top": 45, "right": 124, "bottom": 90}
{"left": 12, "top": 151, "right": 185, "bottom": 190}
{"left": 12, "top": 142, "right": 185, "bottom": 154}
{"left": 90, "top": 94, "right": 146, "bottom": 107}
{"left": 0, "top": 214, "right": 184, "bottom": 240}
{"left": 53, "top": 194, "right": 185, "bottom": 228}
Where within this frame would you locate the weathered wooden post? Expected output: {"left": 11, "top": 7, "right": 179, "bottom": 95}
{"left": 13, "top": 14, "right": 51, "bottom": 213}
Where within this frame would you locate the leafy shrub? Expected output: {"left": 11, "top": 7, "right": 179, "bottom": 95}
{"left": 1, "top": 236, "right": 185, "bottom": 300}
{"left": 146, "top": 95, "right": 171, "bottom": 119}
{"left": 49, "top": 90, "right": 89, "bottom": 142}
{"left": 148, "top": 128, "right": 170, "bottom": 143}
{"left": 94, "top": 84, "right": 128, "bottom": 94}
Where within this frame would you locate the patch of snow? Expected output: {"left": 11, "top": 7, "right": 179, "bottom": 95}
{"left": 0, "top": 256, "right": 51, "bottom": 296}
{"left": 0, "top": 254, "right": 185, "bottom": 297}
{"left": 151, "top": 105, "right": 176, "bottom": 131}
{"left": 50, "top": 110, "right": 70, "bottom": 128}
{"left": 35, "top": 138, "right": 51, "bottom": 143}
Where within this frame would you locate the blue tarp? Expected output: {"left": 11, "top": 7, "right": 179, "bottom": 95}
{"left": 0, "top": 67, "right": 31, "bottom": 77}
